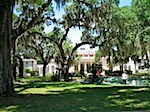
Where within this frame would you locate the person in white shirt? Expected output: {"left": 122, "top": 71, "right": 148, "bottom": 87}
{"left": 122, "top": 71, "right": 128, "bottom": 84}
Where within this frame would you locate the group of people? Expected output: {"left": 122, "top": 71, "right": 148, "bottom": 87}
{"left": 82, "top": 69, "right": 129, "bottom": 84}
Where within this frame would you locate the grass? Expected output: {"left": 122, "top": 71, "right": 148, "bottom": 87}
{"left": 0, "top": 76, "right": 150, "bottom": 112}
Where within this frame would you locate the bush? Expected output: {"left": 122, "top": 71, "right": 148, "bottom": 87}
{"left": 51, "top": 74, "right": 60, "bottom": 81}
{"left": 131, "top": 73, "right": 149, "bottom": 77}
{"left": 30, "top": 70, "right": 38, "bottom": 76}
{"left": 108, "top": 71, "right": 123, "bottom": 76}
{"left": 25, "top": 68, "right": 30, "bottom": 73}
{"left": 46, "top": 73, "right": 51, "bottom": 77}
{"left": 125, "top": 70, "right": 133, "bottom": 74}
{"left": 25, "top": 68, "right": 38, "bottom": 76}
{"left": 74, "top": 70, "right": 83, "bottom": 77}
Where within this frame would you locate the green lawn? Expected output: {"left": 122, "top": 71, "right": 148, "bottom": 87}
{"left": 0, "top": 77, "right": 150, "bottom": 112}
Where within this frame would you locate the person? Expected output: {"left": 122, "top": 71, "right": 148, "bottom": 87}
{"left": 121, "top": 71, "right": 128, "bottom": 84}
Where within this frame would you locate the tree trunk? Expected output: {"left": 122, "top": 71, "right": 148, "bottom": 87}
{"left": 43, "top": 63, "right": 47, "bottom": 77}
{"left": 92, "top": 65, "right": 97, "bottom": 80}
{"left": 19, "top": 58, "right": 24, "bottom": 78}
{"left": 13, "top": 58, "right": 17, "bottom": 80}
{"left": 64, "top": 65, "right": 69, "bottom": 81}
{"left": 145, "top": 52, "right": 150, "bottom": 69}
{"left": 0, "top": 2, "right": 14, "bottom": 95}
{"left": 108, "top": 52, "right": 112, "bottom": 71}
{"left": 134, "top": 61, "right": 137, "bottom": 73}
{"left": 12, "top": 39, "right": 17, "bottom": 80}
{"left": 15, "top": 56, "right": 24, "bottom": 78}
{"left": 61, "top": 62, "right": 65, "bottom": 76}
{"left": 120, "top": 64, "right": 123, "bottom": 71}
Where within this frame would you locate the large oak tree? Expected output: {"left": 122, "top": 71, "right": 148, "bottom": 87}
{"left": 0, "top": 0, "right": 69, "bottom": 95}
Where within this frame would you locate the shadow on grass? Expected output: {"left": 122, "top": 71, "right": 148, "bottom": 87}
{"left": 1, "top": 83, "right": 150, "bottom": 112}
{"left": 14, "top": 81, "right": 82, "bottom": 93}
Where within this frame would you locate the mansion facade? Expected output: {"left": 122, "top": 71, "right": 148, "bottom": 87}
{"left": 23, "top": 46, "right": 149, "bottom": 76}
{"left": 23, "top": 47, "right": 107, "bottom": 76}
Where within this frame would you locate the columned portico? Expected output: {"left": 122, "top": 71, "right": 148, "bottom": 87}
{"left": 84, "top": 62, "right": 87, "bottom": 71}
{"left": 78, "top": 62, "right": 81, "bottom": 71}
{"left": 90, "top": 62, "right": 93, "bottom": 66}
{"left": 75, "top": 61, "right": 94, "bottom": 72}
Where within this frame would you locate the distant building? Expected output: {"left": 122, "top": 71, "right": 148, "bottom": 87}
{"left": 70, "top": 47, "right": 108, "bottom": 73}
{"left": 22, "top": 46, "right": 150, "bottom": 76}
{"left": 23, "top": 59, "right": 37, "bottom": 76}
{"left": 22, "top": 46, "right": 107, "bottom": 76}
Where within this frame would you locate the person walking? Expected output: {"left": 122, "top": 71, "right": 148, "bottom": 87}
{"left": 122, "top": 71, "right": 128, "bottom": 84}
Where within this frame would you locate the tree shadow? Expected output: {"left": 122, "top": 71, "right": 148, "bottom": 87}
{"left": 14, "top": 81, "right": 82, "bottom": 93}
{"left": 0, "top": 85, "right": 150, "bottom": 112}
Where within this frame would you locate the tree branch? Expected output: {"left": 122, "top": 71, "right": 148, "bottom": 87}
{"left": 59, "top": 27, "right": 71, "bottom": 44}
{"left": 71, "top": 41, "right": 92, "bottom": 56}
{"left": 74, "top": 0, "right": 93, "bottom": 8}
{"left": 13, "top": 0, "right": 52, "bottom": 40}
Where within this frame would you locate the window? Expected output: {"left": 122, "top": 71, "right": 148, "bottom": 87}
{"left": 90, "top": 55, "right": 93, "bottom": 57}
{"left": 84, "top": 55, "right": 88, "bottom": 57}
{"left": 80, "top": 48, "right": 85, "bottom": 50}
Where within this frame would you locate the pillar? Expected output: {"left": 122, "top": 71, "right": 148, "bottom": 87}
{"left": 78, "top": 62, "right": 81, "bottom": 71}
{"left": 90, "top": 62, "right": 93, "bottom": 66}
{"left": 84, "top": 62, "right": 87, "bottom": 71}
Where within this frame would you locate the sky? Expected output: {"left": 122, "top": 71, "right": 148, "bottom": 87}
{"left": 45, "top": 0, "right": 131, "bottom": 49}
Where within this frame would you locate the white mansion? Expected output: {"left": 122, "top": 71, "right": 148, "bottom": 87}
{"left": 23, "top": 46, "right": 149, "bottom": 76}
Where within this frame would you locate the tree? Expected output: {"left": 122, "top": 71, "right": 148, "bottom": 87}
{"left": 54, "top": 0, "right": 121, "bottom": 79}
{"left": 17, "top": 29, "right": 55, "bottom": 76}
{"left": 79, "top": 0, "right": 126, "bottom": 70}
{"left": 45, "top": 18, "right": 95, "bottom": 80}
{"left": 12, "top": 0, "right": 55, "bottom": 80}
{"left": 0, "top": 0, "right": 70, "bottom": 95}
{"left": 132, "top": 0, "right": 150, "bottom": 68}
{"left": 49, "top": 27, "right": 90, "bottom": 81}
{"left": 16, "top": 37, "right": 37, "bottom": 78}
{"left": 85, "top": 4, "right": 135, "bottom": 71}
{"left": 15, "top": 0, "right": 115, "bottom": 81}
{"left": 0, "top": 0, "right": 15, "bottom": 95}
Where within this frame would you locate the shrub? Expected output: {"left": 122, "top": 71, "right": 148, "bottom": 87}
{"left": 51, "top": 74, "right": 60, "bottom": 81}
{"left": 132, "top": 73, "right": 149, "bottom": 77}
{"left": 74, "top": 70, "right": 82, "bottom": 77}
{"left": 30, "top": 70, "right": 38, "bottom": 76}
{"left": 46, "top": 73, "right": 51, "bottom": 77}
{"left": 25, "top": 68, "right": 30, "bottom": 73}
{"left": 25, "top": 68, "right": 38, "bottom": 76}
{"left": 126, "top": 70, "right": 133, "bottom": 74}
